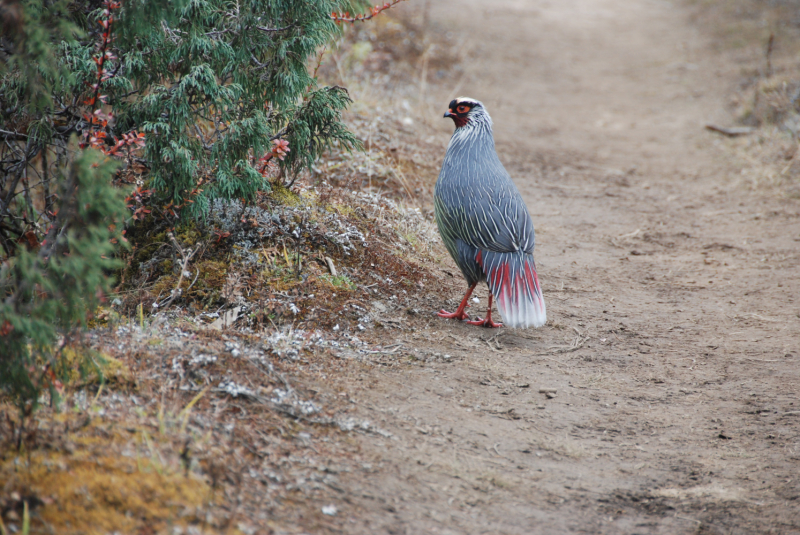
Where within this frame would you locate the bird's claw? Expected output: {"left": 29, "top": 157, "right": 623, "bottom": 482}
{"left": 465, "top": 316, "right": 503, "bottom": 328}
{"left": 438, "top": 309, "right": 470, "bottom": 321}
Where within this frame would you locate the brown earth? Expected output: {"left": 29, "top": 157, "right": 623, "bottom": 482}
{"left": 333, "top": 0, "right": 800, "bottom": 533}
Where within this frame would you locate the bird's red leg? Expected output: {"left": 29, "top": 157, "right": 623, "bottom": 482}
{"left": 438, "top": 283, "right": 477, "bottom": 321}
{"left": 465, "top": 293, "right": 503, "bottom": 328}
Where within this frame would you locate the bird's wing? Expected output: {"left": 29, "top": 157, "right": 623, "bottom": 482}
{"left": 436, "top": 166, "right": 535, "bottom": 255}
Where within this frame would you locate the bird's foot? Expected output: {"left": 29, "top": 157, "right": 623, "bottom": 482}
{"left": 438, "top": 284, "right": 477, "bottom": 322}
{"left": 465, "top": 316, "right": 503, "bottom": 328}
{"left": 438, "top": 308, "right": 470, "bottom": 321}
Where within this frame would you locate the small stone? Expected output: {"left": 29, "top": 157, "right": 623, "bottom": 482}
{"left": 322, "top": 504, "right": 338, "bottom": 516}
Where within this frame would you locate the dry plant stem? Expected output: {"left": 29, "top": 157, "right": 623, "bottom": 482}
{"left": 41, "top": 148, "right": 52, "bottom": 218}
{"left": 765, "top": 33, "right": 774, "bottom": 78}
{"left": 325, "top": 256, "right": 337, "bottom": 277}
{"left": 705, "top": 124, "right": 755, "bottom": 136}
{"left": 533, "top": 334, "right": 588, "bottom": 356}
{"left": 160, "top": 232, "right": 201, "bottom": 309}
{"left": 752, "top": 33, "right": 776, "bottom": 119}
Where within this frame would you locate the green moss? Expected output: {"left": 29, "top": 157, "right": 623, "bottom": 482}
{"left": 192, "top": 260, "right": 228, "bottom": 308}
{"left": 56, "top": 348, "right": 132, "bottom": 387}
{"left": 270, "top": 182, "right": 302, "bottom": 207}
{"left": 174, "top": 224, "right": 202, "bottom": 247}
{"left": 327, "top": 203, "right": 357, "bottom": 217}
{"left": 87, "top": 306, "right": 122, "bottom": 329}
{"left": 0, "top": 420, "right": 211, "bottom": 535}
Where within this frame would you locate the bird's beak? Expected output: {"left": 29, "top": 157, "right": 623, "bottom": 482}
{"left": 444, "top": 109, "right": 454, "bottom": 118}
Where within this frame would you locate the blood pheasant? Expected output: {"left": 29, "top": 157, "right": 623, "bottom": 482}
{"left": 434, "top": 97, "right": 546, "bottom": 328}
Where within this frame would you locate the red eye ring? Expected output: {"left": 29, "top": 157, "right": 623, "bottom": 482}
{"left": 456, "top": 105, "right": 469, "bottom": 114}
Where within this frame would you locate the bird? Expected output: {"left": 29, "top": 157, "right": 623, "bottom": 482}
{"left": 434, "top": 97, "right": 546, "bottom": 329}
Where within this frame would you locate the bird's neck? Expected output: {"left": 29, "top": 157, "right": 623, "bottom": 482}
{"left": 447, "top": 118, "right": 496, "bottom": 155}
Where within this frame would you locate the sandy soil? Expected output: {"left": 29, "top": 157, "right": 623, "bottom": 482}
{"left": 335, "top": 0, "right": 800, "bottom": 533}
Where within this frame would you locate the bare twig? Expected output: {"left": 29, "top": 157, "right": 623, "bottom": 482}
{"left": 765, "top": 33, "right": 775, "bottom": 78}
{"left": 331, "top": 0, "right": 408, "bottom": 23}
{"left": 159, "top": 232, "right": 201, "bottom": 309}
{"left": 610, "top": 228, "right": 641, "bottom": 247}
{"left": 533, "top": 334, "right": 587, "bottom": 356}
{"left": 705, "top": 124, "right": 756, "bottom": 137}
{"left": 0, "top": 128, "right": 28, "bottom": 140}
{"left": 324, "top": 256, "right": 337, "bottom": 277}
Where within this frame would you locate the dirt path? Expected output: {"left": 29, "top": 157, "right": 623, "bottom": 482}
{"left": 334, "top": 1, "right": 800, "bottom": 533}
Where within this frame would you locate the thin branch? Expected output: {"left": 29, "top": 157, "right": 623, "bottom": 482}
{"left": 331, "top": 1, "right": 408, "bottom": 23}
{"left": 42, "top": 148, "right": 53, "bottom": 217}
{"left": 0, "top": 141, "right": 40, "bottom": 227}
{"left": 0, "top": 129, "right": 28, "bottom": 140}
{"left": 255, "top": 24, "right": 295, "bottom": 33}
{"left": 159, "top": 232, "right": 202, "bottom": 309}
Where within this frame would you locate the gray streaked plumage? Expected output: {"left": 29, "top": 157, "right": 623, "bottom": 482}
{"left": 435, "top": 97, "right": 546, "bottom": 328}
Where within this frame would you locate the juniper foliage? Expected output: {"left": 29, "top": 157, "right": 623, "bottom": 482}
{"left": 0, "top": 149, "right": 126, "bottom": 417}
{"left": 0, "top": 0, "right": 367, "bottom": 417}
{"left": 121, "top": 0, "right": 363, "bottom": 214}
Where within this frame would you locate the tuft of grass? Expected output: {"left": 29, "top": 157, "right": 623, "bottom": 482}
{"left": 690, "top": 0, "right": 800, "bottom": 193}
{"left": 319, "top": 273, "right": 357, "bottom": 291}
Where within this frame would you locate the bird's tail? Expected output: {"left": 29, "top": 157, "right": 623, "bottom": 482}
{"left": 477, "top": 250, "right": 546, "bottom": 328}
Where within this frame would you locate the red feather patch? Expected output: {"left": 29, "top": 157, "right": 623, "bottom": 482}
{"left": 475, "top": 250, "right": 546, "bottom": 327}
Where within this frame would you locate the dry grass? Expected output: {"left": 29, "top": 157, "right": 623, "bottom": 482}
{"left": 689, "top": 0, "right": 800, "bottom": 196}
{"left": 1, "top": 411, "right": 213, "bottom": 535}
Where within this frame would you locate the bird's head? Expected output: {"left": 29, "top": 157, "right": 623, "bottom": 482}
{"left": 444, "top": 97, "right": 486, "bottom": 129}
